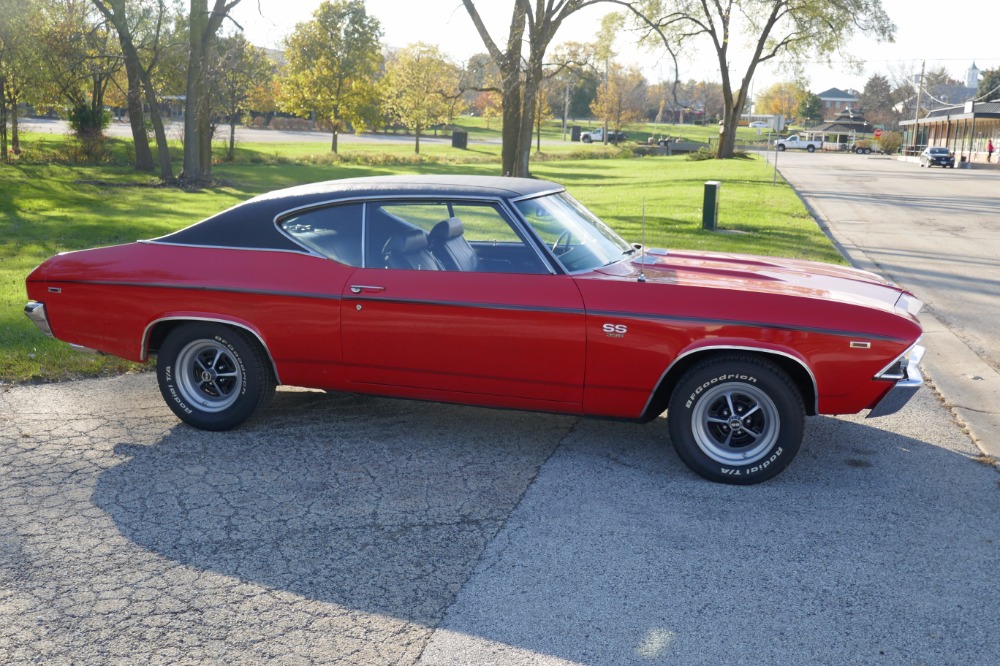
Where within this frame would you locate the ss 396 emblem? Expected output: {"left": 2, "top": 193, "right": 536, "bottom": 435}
{"left": 602, "top": 323, "right": 627, "bottom": 338}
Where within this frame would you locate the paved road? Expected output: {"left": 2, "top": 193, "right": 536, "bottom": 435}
{"left": 2, "top": 372, "right": 998, "bottom": 663}
{"left": 773, "top": 151, "right": 1000, "bottom": 457}
{"left": 19, "top": 117, "right": 500, "bottom": 146}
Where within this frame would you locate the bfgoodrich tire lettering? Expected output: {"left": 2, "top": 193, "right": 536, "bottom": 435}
{"left": 668, "top": 355, "right": 804, "bottom": 484}
{"left": 156, "top": 323, "right": 275, "bottom": 431}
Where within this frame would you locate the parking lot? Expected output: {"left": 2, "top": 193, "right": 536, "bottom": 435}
{"left": 773, "top": 151, "right": 1000, "bottom": 458}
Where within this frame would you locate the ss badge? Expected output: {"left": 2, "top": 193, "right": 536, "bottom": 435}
{"left": 602, "top": 323, "right": 627, "bottom": 338}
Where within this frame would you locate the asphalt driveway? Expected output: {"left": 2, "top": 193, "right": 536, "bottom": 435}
{"left": 772, "top": 151, "right": 1000, "bottom": 458}
{"left": 1, "top": 371, "right": 998, "bottom": 664}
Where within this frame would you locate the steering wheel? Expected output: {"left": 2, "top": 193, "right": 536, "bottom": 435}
{"left": 551, "top": 230, "right": 573, "bottom": 254}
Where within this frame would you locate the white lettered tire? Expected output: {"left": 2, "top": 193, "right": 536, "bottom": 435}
{"left": 156, "top": 323, "right": 275, "bottom": 431}
{"left": 668, "top": 355, "right": 804, "bottom": 484}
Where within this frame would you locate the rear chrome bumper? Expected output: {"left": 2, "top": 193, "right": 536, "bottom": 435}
{"left": 25, "top": 301, "right": 54, "bottom": 338}
{"left": 867, "top": 344, "right": 925, "bottom": 418}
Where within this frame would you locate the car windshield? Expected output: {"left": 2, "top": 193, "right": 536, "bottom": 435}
{"left": 515, "top": 192, "right": 634, "bottom": 273}
{"left": 929, "top": 148, "right": 949, "bottom": 155}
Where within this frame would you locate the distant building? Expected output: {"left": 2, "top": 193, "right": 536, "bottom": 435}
{"left": 967, "top": 62, "right": 980, "bottom": 91}
{"left": 817, "top": 88, "right": 860, "bottom": 116}
{"left": 900, "top": 100, "right": 1000, "bottom": 163}
{"left": 807, "top": 109, "right": 873, "bottom": 147}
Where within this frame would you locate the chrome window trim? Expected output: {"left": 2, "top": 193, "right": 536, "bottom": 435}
{"left": 508, "top": 190, "right": 634, "bottom": 276}
{"left": 273, "top": 201, "right": 367, "bottom": 265}
{"left": 642, "top": 345, "right": 820, "bottom": 416}
{"left": 141, "top": 316, "right": 282, "bottom": 384}
{"left": 146, "top": 192, "right": 562, "bottom": 276}
{"left": 140, "top": 239, "right": 323, "bottom": 258}
{"left": 361, "top": 202, "right": 368, "bottom": 268}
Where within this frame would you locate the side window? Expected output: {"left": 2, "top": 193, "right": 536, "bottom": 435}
{"left": 366, "top": 201, "right": 547, "bottom": 274}
{"left": 281, "top": 203, "right": 363, "bottom": 267}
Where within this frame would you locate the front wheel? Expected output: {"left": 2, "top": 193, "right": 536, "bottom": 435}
{"left": 156, "top": 323, "right": 275, "bottom": 430}
{"left": 776, "top": 144, "right": 786, "bottom": 152}
{"left": 667, "top": 355, "right": 804, "bottom": 484}
{"left": 582, "top": 136, "right": 592, "bottom": 144}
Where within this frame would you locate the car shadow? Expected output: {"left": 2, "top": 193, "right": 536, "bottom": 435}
{"left": 93, "top": 389, "right": 573, "bottom": 628}
{"left": 92, "top": 388, "right": 1000, "bottom": 662}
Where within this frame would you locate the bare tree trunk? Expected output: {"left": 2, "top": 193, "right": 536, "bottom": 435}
{"left": 183, "top": 1, "right": 207, "bottom": 181}
{"left": 0, "top": 77, "right": 7, "bottom": 161}
{"left": 124, "top": 63, "right": 154, "bottom": 171}
{"left": 93, "top": 1, "right": 153, "bottom": 170}
{"left": 183, "top": 0, "right": 241, "bottom": 183}
{"left": 142, "top": 73, "right": 173, "bottom": 180}
{"left": 10, "top": 90, "right": 19, "bottom": 154}
{"left": 500, "top": 83, "right": 521, "bottom": 176}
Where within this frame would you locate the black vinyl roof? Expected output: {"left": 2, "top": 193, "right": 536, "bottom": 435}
{"left": 152, "top": 175, "right": 562, "bottom": 252}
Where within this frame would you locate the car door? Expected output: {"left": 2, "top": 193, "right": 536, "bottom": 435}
{"left": 341, "top": 199, "right": 586, "bottom": 409}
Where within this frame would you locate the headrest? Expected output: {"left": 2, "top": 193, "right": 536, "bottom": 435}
{"left": 429, "top": 217, "right": 464, "bottom": 243}
{"left": 385, "top": 228, "right": 429, "bottom": 254}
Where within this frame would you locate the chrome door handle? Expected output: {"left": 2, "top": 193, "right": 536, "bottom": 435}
{"left": 350, "top": 285, "right": 386, "bottom": 294}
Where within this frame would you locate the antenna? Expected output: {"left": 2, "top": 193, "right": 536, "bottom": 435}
{"left": 638, "top": 198, "right": 647, "bottom": 283}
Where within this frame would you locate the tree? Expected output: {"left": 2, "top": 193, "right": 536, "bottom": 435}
{"left": 182, "top": 0, "right": 243, "bottom": 183}
{"left": 797, "top": 92, "right": 822, "bottom": 123}
{"left": 475, "top": 90, "right": 502, "bottom": 128}
{"left": 462, "top": 0, "right": 605, "bottom": 177}
{"left": 859, "top": 73, "right": 898, "bottom": 129}
{"left": 37, "top": 0, "right": 122, "bottom": 159}
{"left": 590, "top": 63, "right": 645, "bottom": 135}
{"left": 616, "top": 0, "right": 894, "bottom": 158}
{"left": 208, "top": 32, "right": 273, "bottom": 160}
{"left": 977, "top": 67, "right": 1000, "bottom": 101}
{"left": 92, "top": 0, "right": 179, "bottom": 177}
{"left": 381, "top": 43, "right": 454, "bottom": 154}
{"left": 547, "top": 41, "right": 599, "bottom": 131}
{"left": 280, "top": 0, "right": 382, "bottom": 154}
{"left": 0, "top": 0, "right": 43, "bottom": 159}
{"left": 755, "top": 81, "right": 805, "bottom": 121}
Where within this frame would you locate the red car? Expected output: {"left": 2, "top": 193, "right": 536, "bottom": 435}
{"left": 25, "top": 175, "right": 924, "bottom": 484}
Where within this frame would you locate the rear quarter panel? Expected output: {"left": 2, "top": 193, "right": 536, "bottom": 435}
{"left": 27, "top": 243, "right": 354, "bottom": 388}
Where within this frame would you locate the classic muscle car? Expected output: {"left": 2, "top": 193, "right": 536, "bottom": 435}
{"left": 25, "top": 175, "right": 925, "bottom": 484}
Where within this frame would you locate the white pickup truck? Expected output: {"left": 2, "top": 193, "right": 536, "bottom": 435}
{"left": 773, "top": 134, "right": 823, "bottom": 152}
{"left": 580, "top": 127, "right": 627, "bottom": 144}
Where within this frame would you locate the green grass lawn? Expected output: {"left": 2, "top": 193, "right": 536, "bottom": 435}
{"left": 1, "top": 133, "right": 839, "bottom": 383}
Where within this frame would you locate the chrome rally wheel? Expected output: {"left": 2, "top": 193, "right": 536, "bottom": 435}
{"left": 690, "top": 382, "right": 780, "bottom": 467}
{"left": 174, "top": 338, "right": 245, "bottom": 413}
{"left": 156, "top": 323, "right": 275, "bottom": 431}
{"left": 668, "top": 355, "right": 804, "bottom": 484}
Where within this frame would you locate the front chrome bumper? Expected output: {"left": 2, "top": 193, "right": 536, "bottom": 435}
{"left": 867, "top": 344, "right": 925, "bottom": 418}
{"left": 25, "top": 301, "right": 54, "bottom": 338}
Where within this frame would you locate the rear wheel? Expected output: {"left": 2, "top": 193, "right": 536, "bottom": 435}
{"left": 667, "top": 355, "right": 804, "bottom": 484}
{"left": 156, "top": 323, "right": 275, "bottom": 430}
{"left": 806, "top": 145, "right": 816, "bottom": 153}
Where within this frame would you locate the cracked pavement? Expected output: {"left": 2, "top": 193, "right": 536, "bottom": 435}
{"left": 2, "top": 373, "right": 999, "bottom": 664}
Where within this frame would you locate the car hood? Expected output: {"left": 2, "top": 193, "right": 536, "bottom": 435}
{"left": 589, "top": 248, "right": 916, "bottom": 315}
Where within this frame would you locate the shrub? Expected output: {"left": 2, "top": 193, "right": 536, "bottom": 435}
{"left": 878, "top": 131, "right": 902, "bottom": 155}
